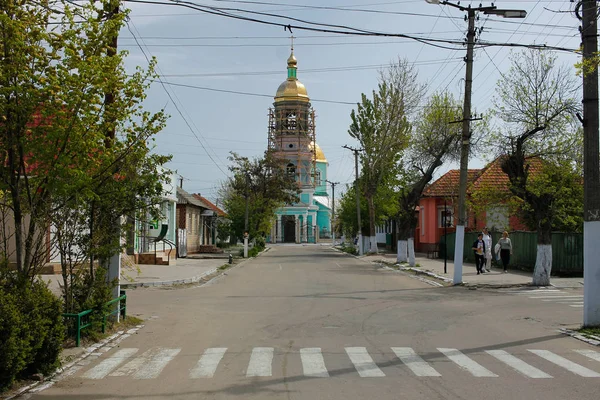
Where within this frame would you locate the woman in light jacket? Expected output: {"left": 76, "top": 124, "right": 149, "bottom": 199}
{"left": 497, "top": 231, "right": 513, "bottom": 273}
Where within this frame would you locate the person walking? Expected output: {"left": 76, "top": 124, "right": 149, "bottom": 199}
{"left": 482, "top": 227, "right": 492, "bottom": 272}
{"left": 496, "top": 231, "right": 513, "bottom": 273}
{"left": 472, "top": 233, "right": 486, "bottom": 275}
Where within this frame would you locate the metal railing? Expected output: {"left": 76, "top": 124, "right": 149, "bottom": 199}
{"left": 63, "top": 290, "right": 127, "bottom": 347}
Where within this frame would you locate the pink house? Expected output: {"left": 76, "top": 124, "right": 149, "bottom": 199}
{"left": 415, "top": 157, "right": 536, "bottom": 253}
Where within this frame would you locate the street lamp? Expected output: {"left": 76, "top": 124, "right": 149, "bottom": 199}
{"left": 425, "top": 0, "right": 526, "bottom": 284}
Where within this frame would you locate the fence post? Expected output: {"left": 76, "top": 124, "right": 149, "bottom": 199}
{"left": 75, "top": 314, "right": 81, "bottom": 347}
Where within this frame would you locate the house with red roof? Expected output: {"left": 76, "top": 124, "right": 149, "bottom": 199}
{"left": 415, "top": 157, "right": 535, "bottom": 253}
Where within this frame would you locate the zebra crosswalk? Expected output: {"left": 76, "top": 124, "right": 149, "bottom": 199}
{"left": 76, "top": 346, "right": 600, "bottom": 381}
{"left": 500, "top": 288, "right": 584, "bottom": 308}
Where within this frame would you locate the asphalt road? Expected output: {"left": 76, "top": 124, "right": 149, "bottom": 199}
{"left": 29, "top": 245, "right": 599, "bottom": 400}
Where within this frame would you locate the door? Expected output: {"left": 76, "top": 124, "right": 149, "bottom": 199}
{"left": 283, "top": 216, "right": 296, "bottom": 243}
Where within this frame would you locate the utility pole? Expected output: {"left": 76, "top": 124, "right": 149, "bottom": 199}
{"left": 425, "top": 0, "right": 526, "bottom": 285}
{"left": 326, "top": 180, "right": 339, "bottom": 245}
{"left": 343, "top": 145, "right": 363, "bottom": 255}
{"left": 578, "top": 0, "right": 600, "bottom": 326}
{"left": 244, "top": 172, "right": 250, "bottom": 258}
{"left": 103, "top": 0, "right": 122, "bottom": 319}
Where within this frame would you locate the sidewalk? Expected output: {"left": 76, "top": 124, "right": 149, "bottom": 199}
{"left": 361, "top": 252, "right": 584, "bottom": 288}
{"left": 40, "top": 257, "right": 229, "bottom": 296}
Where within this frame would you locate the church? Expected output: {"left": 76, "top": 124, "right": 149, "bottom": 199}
{"left": 267, "top": 49, "right": 331, "bottom": 243}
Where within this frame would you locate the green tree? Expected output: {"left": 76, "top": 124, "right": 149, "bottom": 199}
{"left": 395, "top": 92, "right": 464, "bottom": 264}
{"left": 0, "top": 1, "right": 170, "bottom": 308}
{"left": 492, "top": 49, "right": 581, "bottom": 285}
{"left": 348, "top": 58, "right": 424, "bottom": 253}
{"left": 221, "top": 152, "right": 299, "bottom": 242}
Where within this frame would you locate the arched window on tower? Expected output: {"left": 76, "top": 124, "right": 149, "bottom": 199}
{"left": 286, "top": 112, "right": 297, "bottom": 133}
{"left": 286, "top": 163, "right": 296, "bottom": 180}
{"left": 315, "top": 170, "right": 321, "bottom": 186}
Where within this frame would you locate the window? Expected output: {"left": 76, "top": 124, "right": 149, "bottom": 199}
{"left": 438, "top": 207, "right": 454, "bottom": 228}
{"left": 420, "top": 207, "right": 425, "bottom": 236}
{"left": 287, "top": 163, "right": 296, "bottom": 179}
{"left": 315, "top": 170, "right": 321, "bottom": 186}
{"left": 286, "top": 112, "right": 297, "bottom": 132}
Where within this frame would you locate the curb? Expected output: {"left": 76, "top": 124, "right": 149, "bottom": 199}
{"left": 559, "top": 328, "right": 600, "bottom": 346}
{"left": 5, "top": 325, "right": 145, "bottom": 400}
{"left": 400, "top": 267, "right": 453, "bottom": 284}
{"left": 120, "top": 267, "right": 219, "bottom": 289}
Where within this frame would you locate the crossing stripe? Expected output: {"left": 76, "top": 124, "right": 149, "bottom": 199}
{"left": 300, "top": 348, "right": 329, "bottom": 377}
{"left": 190, "top": 348, "right": 227, "bottom": 379}
{"left": 574, "top": 349, "right": 600, "bottom": 363}
{"left": 529, "top": 350, "right": 600, "bottom": 377}
{"left": 570, "top": 305, "right": 584, "bottom": 308}
{"left": 246, "top": 347, "right": 274, "bottom": 377}
{"left": 83, "top": 348, "right": 139, "bottom": 379}
{"left": 437, "top": 348, "right": 498, "bottom": 377}
{"left": 392, "top": 347, "right": 441, "bottom": 377}
{"left": 532, "top": 296, "right": 583, "bottom": 299}
{"left": 110, "top": 348, "right": 181, "bottom": 379}
{"left": 134, "top": 348, "right": 180, "bottom": 379}
{"left": 345, "top": 347, "right": 385, "bottom": 377}
{"left": 485, "top": 350, "right": 552, "bottom": 378}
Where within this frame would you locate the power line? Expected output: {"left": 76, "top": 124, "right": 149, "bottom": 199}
{"left": 125, "top": 20, "right": 230, "bottom": 177}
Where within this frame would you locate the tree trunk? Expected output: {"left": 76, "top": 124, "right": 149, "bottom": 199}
{"left": 397, "top": 240, "right": 408, "bottom": 263}
{"left": 407, "top": 237, "right": 415, "bottom": 267}
{"left": 396, "top": 222, "right": 412, "bottom": 263}
{"left": 532, "top": 223, "right": 553, "bottom": 286}
{"left": 366, "top": 194, "right": 378, "bottom": 253}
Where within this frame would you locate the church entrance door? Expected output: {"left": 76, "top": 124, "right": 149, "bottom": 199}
{"left": 283, "top": 216, "right": 296, "bottom": 243}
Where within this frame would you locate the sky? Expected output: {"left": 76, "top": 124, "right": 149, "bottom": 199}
{"left": 117, "top": 0, "right": 583, "bottom": 205}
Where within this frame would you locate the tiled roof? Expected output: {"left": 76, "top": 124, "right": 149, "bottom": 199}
{"left": 422, "top": 169, "right": 481, "bottom": 197}
{"left": 176, "top": 186, "right": 207, "bottom": 208}
{"left": 469, "top": 156, "right": 543, "bottom": 194}
{"left": 193, "top": 194, "right": 227, "bottom": 217}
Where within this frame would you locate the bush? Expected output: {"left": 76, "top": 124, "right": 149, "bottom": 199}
{"left": 0, "top": 266, "right": 64, "bottom": 391}
{"left": 65, "top": 267, "right": 115, "bottom": 341}
{"left": 248, "top": 246, "right": 260, "bottom": 257}
{"left": 254, "top": 236, "right": 266, "bottom": 251}
{"left": 340, "top": 243, "right": 358, "bottom": 255}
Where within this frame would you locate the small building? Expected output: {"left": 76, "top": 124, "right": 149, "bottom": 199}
{"left": 415, "top": 157, "right": 536, "bottom": 253}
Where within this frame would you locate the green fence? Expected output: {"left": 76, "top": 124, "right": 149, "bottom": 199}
{"left": 440, "top": 231, "right": 583, "bottom": 276}
{"left": 63, "top": 291, "right": 127, "bottom": 347}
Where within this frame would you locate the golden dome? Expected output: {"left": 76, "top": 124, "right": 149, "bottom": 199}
{"left": 275, "top": 80, "right": 309, "bottom": 103}
{"left": 309, "top": 141, "right": 327, "bottom": 163}
{"left": 274, "top": 50, "right": 310, "bottom": 103}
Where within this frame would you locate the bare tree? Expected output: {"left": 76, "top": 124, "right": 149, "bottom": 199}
{"left": 493, "top": 49, "right": 581, "bottom": 285}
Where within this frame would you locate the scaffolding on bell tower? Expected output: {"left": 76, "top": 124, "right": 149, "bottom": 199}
{"left": 267, "top": 103, "right": 317, "bottom": 190}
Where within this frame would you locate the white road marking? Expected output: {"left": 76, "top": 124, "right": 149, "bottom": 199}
{"left": 345, "top": 347, "right": 385, "bottom": 377}
{"left": 83, "top": 348, "right": 139, "bottom": 379}
{"left": 574, "top": 349, "right": 600, "bottom": 363}
{"left": 133, "top": 348, "right": 181, "bottom": 379}
{"left": 529, "top": 350, "right": 600, "bottom": 377}
{"left": 300, "top": 348, "right": 329, "bottom": 377}
{"left": 391, "top": 347, "right": 441, "bottom": 377}
{"left": 437, "top": 348, "right": 498, "bottom": 377}
{"left": 532, "top": 296, "right": 583, "bottom": 299}
{"left": 485, "top": 350, "right": 552, "bottom": 378}
{"left": 110, "top": 348, "right": 180, "bottom": 379}
{"left": 246, "top": 347, "right": 274, "bottom": 377}
{"left": 570, "top": 305, "right": 584, "bottom": 308}
{"left": 189, "top": 348, "right": 228, "bottom": 378}
{"left": 514, "top": 291, "right": 562, "bottom": 295}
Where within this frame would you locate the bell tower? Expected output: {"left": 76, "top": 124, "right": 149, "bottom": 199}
{"left": 267, "top": 50, "right": 316, "bottom": 190}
